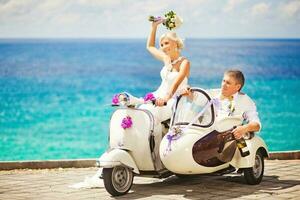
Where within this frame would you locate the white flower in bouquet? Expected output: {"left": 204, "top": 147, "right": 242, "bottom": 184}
{"left": 173, "top": 14, "right": 183, "bottom": 28}
{"left": 148, "top": 11, "right": 183, "bottom": 30}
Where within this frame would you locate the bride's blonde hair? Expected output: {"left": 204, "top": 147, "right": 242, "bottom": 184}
{"left": 159, "top": 32, "right": 184, "bottom": 50}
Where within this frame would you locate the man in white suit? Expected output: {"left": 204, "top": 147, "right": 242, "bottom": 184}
{"left": 209, "top": 69, "right": 261, "bottom": 139}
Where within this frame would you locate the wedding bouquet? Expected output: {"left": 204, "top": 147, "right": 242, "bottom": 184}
{"left": 148, "top": 11, "right": 183, "bottom": 30}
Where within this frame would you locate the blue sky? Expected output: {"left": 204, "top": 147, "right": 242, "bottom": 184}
{"left": 0, "top": 0, "right": 299, "bottom": 38}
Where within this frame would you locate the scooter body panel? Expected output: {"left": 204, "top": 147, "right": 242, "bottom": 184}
{"left": 109, "top": 108, "right": 158, "bottom": 171}
{"left": 230, "top": 135, "right": 269, "bottom": 168}
{"left": 160, "top": 129, "right": 230, "bottom": 174}
{"left": 99, "top": 148, "right": 140, "bottom": 174}
{"left": 215, "top": 117, "right": 269, "bottom": 168}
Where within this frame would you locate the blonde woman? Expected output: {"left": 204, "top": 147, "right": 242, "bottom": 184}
{"left": 70, "top": 20, "right": 191, "bottom": 189}
{"left": 141, "top": 19, "right": 190, "bottom": 123}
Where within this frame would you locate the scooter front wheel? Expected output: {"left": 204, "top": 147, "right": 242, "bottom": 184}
{"left": 103, "top": 166, "right": 134, "bottom": 196}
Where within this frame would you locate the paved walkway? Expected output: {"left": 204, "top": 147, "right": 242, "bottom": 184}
{"left": 0, "top": 160, "right": 299, "bottom": 200}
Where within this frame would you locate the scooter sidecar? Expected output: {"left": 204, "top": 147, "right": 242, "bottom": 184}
{"left": 160, "top": 88, "right": 269, "bottom": 185}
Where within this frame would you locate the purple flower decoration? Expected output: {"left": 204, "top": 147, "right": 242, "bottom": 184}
{"left": 148, "top": 16, "right": 162, "bottom": 22}
{"left": 121, "top": 116, "right": 133, "bottom": 129}
{"left": 154, "top": 16, "right": 162, "bottom": 22}
{"left": 112, "top": 94, "right": 119, "bottom": 105}
{"left": 143, "top": 93, "right": 155, "bottom": 102}
{"left": 163, "top": 129, "right": 182, "bottom": 157}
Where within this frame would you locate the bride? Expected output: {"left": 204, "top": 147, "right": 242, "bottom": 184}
{"left": 141, "top": 18, "right": 190, "bottom": 124}
{"left": 69, "top": 18, "right": 190, "bottom": 189}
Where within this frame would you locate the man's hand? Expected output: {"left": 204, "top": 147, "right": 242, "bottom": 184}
{"left": 232, "top": 122, "right": 260, "bottom": 139}
{"left": 232, "top": 125, "right": 248, "bottom": 139}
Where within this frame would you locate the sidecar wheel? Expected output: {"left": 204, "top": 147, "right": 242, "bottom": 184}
{"left": 243, "top": 150, "right": 264, "bottom": 185}
{"left": 103, "top": 166, "right": 133, "bottom": 196}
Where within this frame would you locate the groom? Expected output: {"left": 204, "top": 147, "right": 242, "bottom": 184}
{"left": 186, "top": 69, "right": 261, "bottom": 139}
{"left": 212, "top": 69, "right": 261, "bottom": 139}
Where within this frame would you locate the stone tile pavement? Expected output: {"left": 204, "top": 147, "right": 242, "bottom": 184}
{"left": 0, "top": 159, "right": 299, "bottom": 200}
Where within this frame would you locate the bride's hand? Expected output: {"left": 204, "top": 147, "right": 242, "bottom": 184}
{"left": 152, "top": 19, "right": 164, "bottom": 28}
{"left": 155, "top": 97, "right": 166, "bottom": 107}
{"left": 181, "top": 87, "right": 191, "bottom": 96}
{"left": 182, "top": 87, "right": 194, "bottom": 100}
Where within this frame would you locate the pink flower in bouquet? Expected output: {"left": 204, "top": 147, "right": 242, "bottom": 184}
{"left": 121, "top": 116, "right": 133, "bottom": 129}
{"left": 143, "top": 93, "right": 155, "bottom": 102}
{"left": 112, "top": 94, "right": 119, "bottom": 105}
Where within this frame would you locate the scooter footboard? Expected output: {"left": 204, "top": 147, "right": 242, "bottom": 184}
{"left": 99, "top": 149, "right": 140, "bottom": 174}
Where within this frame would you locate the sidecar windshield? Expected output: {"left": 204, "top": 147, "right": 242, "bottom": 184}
{"left": 172, "top": 88, "right": 215, "bottom": 128}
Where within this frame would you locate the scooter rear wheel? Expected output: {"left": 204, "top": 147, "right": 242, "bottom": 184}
{"left": 103, "top": 166, "right": 134, "bottom": 196}
{"left": 243, "top": 150, "right": 264, "bottom": 185}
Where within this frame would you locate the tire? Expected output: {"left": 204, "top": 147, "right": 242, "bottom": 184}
{"left": 103, "top": 166, "right": 134, "bottom": 196}
{"left": 243, "top": 150, "right": 264, "bottom": 185}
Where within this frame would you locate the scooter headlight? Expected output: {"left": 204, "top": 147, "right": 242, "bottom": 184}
{"left": 118, "top": 93, "right": 130, "bottom": 106}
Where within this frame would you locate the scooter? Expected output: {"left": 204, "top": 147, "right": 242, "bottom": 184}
{"left": 98, "top": 88, "right": 269, "bottom": 196}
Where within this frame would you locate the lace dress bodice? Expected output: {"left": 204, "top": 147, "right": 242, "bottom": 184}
{"left": 139, "top": 60, "right": 189, "bottom": 124}
{"left": 153, "top": 65, "right": 188, "bottom": 98}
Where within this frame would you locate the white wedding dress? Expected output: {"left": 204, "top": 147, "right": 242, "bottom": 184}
{"left": 139, "top": 63, "right": 189, "bottom": 124}
{"left": 69, "top": 62, "right": 188, "bottom": 189}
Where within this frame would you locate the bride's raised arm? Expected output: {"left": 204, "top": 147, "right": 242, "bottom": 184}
{"left": 146, "top": 20, "right": 166, "bottom": 61}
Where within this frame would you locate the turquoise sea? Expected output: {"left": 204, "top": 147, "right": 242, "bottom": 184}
{"left": 0, "top": 39, "right": 300, "bottom": 161}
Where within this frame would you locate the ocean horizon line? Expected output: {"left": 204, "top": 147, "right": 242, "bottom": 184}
{"left": 0, "top": 37, "right": 300, "bottom": 41}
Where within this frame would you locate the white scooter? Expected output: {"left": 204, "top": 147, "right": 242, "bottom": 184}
{"left": 98, "top": 88, "right": 269, "bottom": 196}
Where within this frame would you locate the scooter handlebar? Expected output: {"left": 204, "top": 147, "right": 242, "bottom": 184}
{"left": 151, "top": 99, "right": 167, "bottom": 106}
{"left": 111, "top": 92, "right": 167, "bottom": 107}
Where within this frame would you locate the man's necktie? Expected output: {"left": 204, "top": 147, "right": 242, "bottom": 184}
{"left": 220, "top": 95, "right": 235, "bottom": 116}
